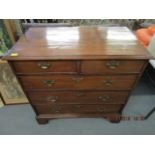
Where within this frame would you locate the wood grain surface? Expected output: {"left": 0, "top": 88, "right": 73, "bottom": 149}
{"left": 3, "top": 27, "right": 151, "bottom": 60}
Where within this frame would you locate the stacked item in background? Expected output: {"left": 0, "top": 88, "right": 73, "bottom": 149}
{"left": 136, "top": 25, "right": 155, "bottom": 47}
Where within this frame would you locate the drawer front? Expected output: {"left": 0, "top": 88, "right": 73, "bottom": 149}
{"left": 34, "top": 104, "right": 122, "bottom": 114}
{"left": 28, "top": 91, "right": 129, "bottom": 105}
{"left": 12, "top": 60, "right": 77, "bottom": 73}
{"left": 19, "top": 75, "right": 137, "bottom": 90}
{"left": 81, "top": 60, "right": 145, "bottom": 74}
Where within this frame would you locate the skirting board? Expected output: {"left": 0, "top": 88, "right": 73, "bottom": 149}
{"left": 0, "top": 97, "right": 4, "bottom": 108}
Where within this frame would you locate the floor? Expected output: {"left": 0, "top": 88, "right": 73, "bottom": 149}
{"left": 0, "top": 74, "right": 155, "bottom": 135}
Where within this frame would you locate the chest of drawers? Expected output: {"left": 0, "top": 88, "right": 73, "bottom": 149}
{"left": 3, "top": 26, "right": 151, "bottom": 124}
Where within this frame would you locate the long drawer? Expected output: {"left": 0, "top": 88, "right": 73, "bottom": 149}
{"left": 12, "top": 60, "right": 77, "bottom": 74}
{"left": 81, "top": 60, "right": 145, "bottom": 74}
{"left": 34, "top": 104, "right": 122, "bottom": 114}
{"left": 28, "top": 91, "right": 129, "bottom": 105}
{"left": 19, "top": 75, "right": 137, "bottom": 90}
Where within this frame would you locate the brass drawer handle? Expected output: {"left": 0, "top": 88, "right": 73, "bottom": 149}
{"left": 98, "top": 96, "right": 110, "bottom": 102}
{"left": 103, "top": 80, "right": 113, "bottom": 86}
{"left": 75, "top": 92, "right": 85, "bottom": 97}
{"left": 73, "top": 77, "right": 84, "bottom": 83}
{"left": 38, "top": 62, "right": 51, "bottom": 69}
{"left": 47, "top": 96, "right": 58, "bottom": 103}
{"left": 106, "top": 61, "right": 119, "bottom": 69}
{"left": 97, "top": 107, "right": 104, "bottom": 112}
{"left": 43, "top": 80, "right": 55, "bottom": 87}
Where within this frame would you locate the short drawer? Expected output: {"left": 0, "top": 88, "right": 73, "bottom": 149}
{"left": 19, "top": 75, "right": 137, "bottom": 90}
{"left": 12, "top": 60, "right": 77, "bottom": 74}
{"left": 81, "top": 60, "right": 145, "bottom": 74}
{"left": 34, "top": 104, "right": 122, "bottom": 114}
{"left": 28, "top": 91, "right": 129, "bottom": 105}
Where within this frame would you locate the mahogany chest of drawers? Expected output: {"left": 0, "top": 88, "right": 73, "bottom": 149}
{"left": 3, "top": 26, "right": 151, "bottom": 124}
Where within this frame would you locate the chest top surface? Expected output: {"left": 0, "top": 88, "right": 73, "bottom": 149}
{"left": 4, "top": 26, "right": 151, "bottom": 60}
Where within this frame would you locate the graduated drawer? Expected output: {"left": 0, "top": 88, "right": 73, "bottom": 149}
{"left": 34, "top": 104, "right": 122, "bottom": 114}
{"left": 12, "top": 60, "right": 77, "bottom": 74}
{"left": 28, "top": 91, "right": 129, "bottom": 105}
{"left": 81, "top": 60, "right": 145, "bottom": 74}
{"left": 19, "top": 75, "right": 137, "bottom": 90}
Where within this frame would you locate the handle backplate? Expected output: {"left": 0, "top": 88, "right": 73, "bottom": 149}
{"left": 106, "top": 61, "right": 119, "bottom": 69}
{"left": 47, "top": 96, "right": 58, "bottom": 102}
{"left": 103, "top": 80, "right": 113, "bottom": 86}
{"left": 73, "top": 77, "right": 84, "bottom": 83}
{"left": 38, "top": 62, "right": 51, "bottom": 69}
{"left": 43, "top": 80, "right": 55, "bottom": 87}
{"left": 98, "top": 95, "right": 110, "bottom": 102}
